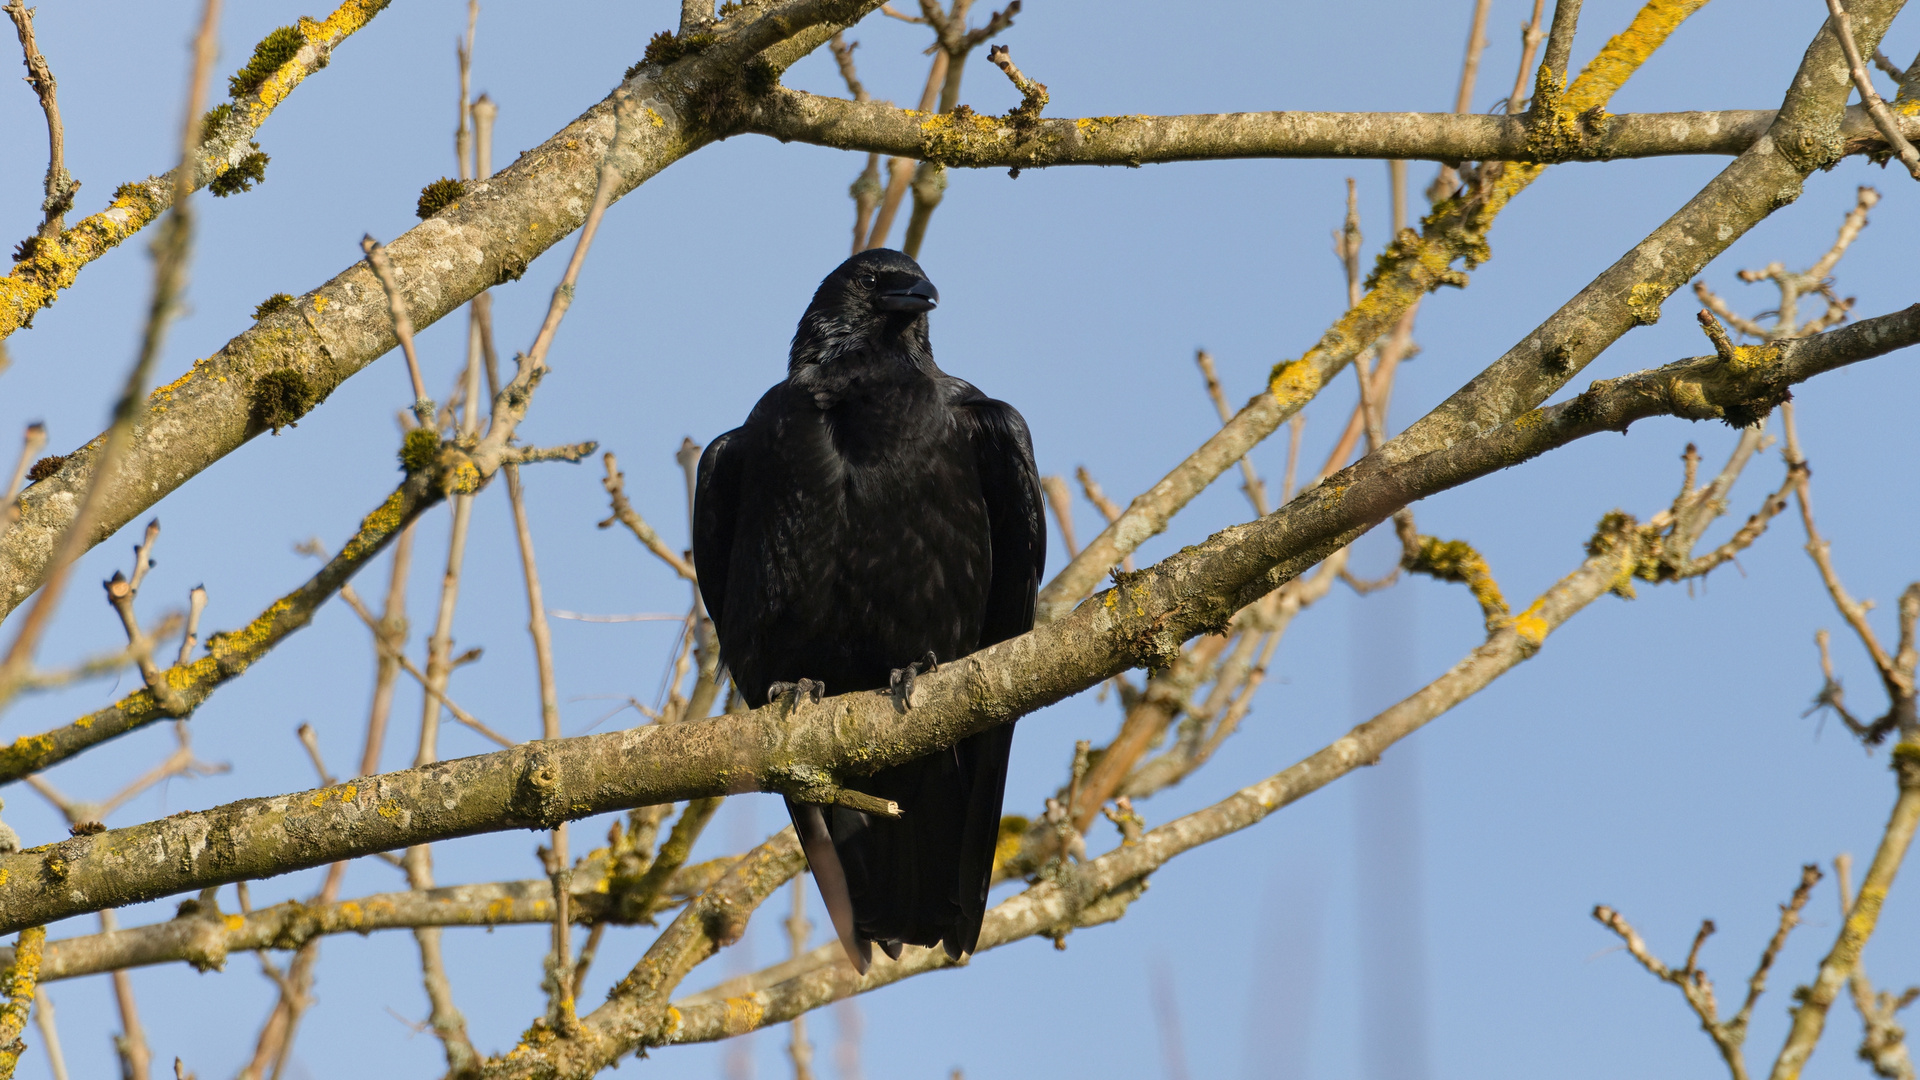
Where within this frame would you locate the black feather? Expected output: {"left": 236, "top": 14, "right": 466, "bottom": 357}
{"left": 692, "top": 249, "right": 1044, "bottom": 970}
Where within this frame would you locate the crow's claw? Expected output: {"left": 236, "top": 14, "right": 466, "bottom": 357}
{"left": 888, "top": 651, "right": 938, "bottom": 713}
{"left": 770, "top": 678, "right": 826, "bottom": 706}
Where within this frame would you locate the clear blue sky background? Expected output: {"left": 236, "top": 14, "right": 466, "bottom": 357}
{"left": 2, "top": 1, "right": 1917, "bottom": 1078}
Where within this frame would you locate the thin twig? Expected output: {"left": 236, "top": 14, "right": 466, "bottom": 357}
{"left": 1, "top": 423, "right": 44, "bottom": 523}
{"left": 4, "top": 0, "right": 78, "bottom": 234}
{"left": 599, "top": 453, "right": 698, "bottom": 580}
{"left": 1782, "top": 405, "right": 1909, "bottom": 718}
{"left": 31, "top": 988, "right": 68, "bottom": 1080}
{"left": 1454, "top": 0, "right": 1494, "bottom": 113}
{"left": 1075, "top": 467, "right": 1131, "bottom": 573}
{"left": 1195, "top": 351, "right": 1269, "bottom": 516}
{"left": 829, "top": 33, "right": 883, "bottom": 253}
{"left": 1824, "top": 0, "right": 1920, "bottom": 180}
{"left": 1504, "top": 0, "right": 1549, "bottom": 113}
{"left": 786, "top": 876, "right": 817, "bottom": 1080}
{"left": 455, "top": 0, "right": 476, "bottom": 183}
{"left": 359, "top": 236, "right": 433, "bottom": 419}
{"left": 505, "top": 400, "right": 574, "bottom": 1031}
{"left": 337, "top": 583, "right": 513, "bottom": 748}
{"left": 1040, "top": 476, "right": 1078, "bottom": 557}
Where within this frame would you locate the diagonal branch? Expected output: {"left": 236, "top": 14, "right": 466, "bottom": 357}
{"left": 1033, "top": 0, "right": 1714, "bottom": 619}
{"left": 0, "top": 0, "right": 394, "bottom": 342}
{"left": 0, "top": 473, "right": 440, "bottom": 783}
{"left": 0, "top": 0, "right": 889, "bottom": 627}
{"left": 483, "top": 828, "right": 807, "bottom": 1076}
{"left": 1770, "top": 744, "right": 1920, "bottom": 1079}
{"left": 1825, "top": 0, "right": 1920, "bottom": 179}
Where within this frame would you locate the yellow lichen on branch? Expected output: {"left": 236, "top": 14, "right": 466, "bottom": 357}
{"left": 0, "top": 0, "right": 391, "bottom": 343}
{"left": 1565, "top": 0, "right": 1710, "bottom": 114}
{"left": 1260, "top": 0, "right": 1708, "bottom": 403}
{"left": 0, "top": 183, "right": 164, "bottom": 338}
{"left": 1404, "top": 536, "right": 1511, "bottom": 632}
{"left": 1504, "top": 0, "right": 1710, "bottom": 182}
{"left": 0, "top": 926, "right": 45, "bottom": 1076}
{"left": 0, "top": 473, "right": 435, "bottom": 785}
{"left": 243, "top": 0, "right": 389, "bottom": 125}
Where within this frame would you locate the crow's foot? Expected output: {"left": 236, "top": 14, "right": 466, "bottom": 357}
{"left": 888, "top": 651, "right": 939, "bottom": 712}
{"left": 769, "top": 678, "right": 826, "bottom": 706}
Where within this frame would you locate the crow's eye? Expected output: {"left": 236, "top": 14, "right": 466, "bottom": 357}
{"left": 857, "top": 274, "right": 877, "bottom": 289}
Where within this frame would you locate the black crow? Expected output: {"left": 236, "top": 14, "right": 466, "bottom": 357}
{"left": 692, "top": 248, "right": 1044, "bottom": 972}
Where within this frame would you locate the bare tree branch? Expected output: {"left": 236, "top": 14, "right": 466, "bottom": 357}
{"left": 0, "top": 0, "right": 395, "bottom": 342}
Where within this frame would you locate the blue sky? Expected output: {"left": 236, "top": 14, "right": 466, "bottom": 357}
{"left": 1, "top": 1, "right": 1917, "bottom": 1077}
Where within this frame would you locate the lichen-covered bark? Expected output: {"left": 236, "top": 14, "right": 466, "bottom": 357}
{"left": 2, "top": 857, "right": 734, "bottom": 984}
{"left": 658, "top": 533, "right": 1637, "bottom": 1045}
{"left": 1380, "top": 0, "right": 1907, "bottom": 469}
{"left": 749, "top": 95, "right": 1918, "bottom": 168}
{"left": 0, "top": 303, "right": 1907, "bottom": 938}
{"left": 1035, "top": 0, "right": 1710, "bottom": 621}
{"left": 0, "top": 472, "right": 437, "bottom": 783}
{"left": 0, "top": 0, "right": 393, "bottom": 342}
{"left": 1770, "top": 743, "right": 1920, "bottom": 1080}
{"left": 658, "top": 433, "right": 1794, "bottom": 1047}
{"left": 0, "top": 0, "right": 887, "bottom": 625}
{"left": 486, "top": 830, "right": 806, "bottom": 1078}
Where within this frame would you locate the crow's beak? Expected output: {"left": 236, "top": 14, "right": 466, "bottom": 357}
{"left": 874, "top": 279, "right": 939, "bottom": 313}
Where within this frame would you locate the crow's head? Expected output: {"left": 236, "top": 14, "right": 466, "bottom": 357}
{"left": 790, "top": 249, "right": 939, "bottom": 371}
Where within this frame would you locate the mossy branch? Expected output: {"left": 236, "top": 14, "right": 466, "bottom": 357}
{"left": 0, "top": 0, "right": 393, "bottom": 343}
{"left": 1404, "top": 536, "right": 1511, "bottom": 632}
{"left": 0, "top": 472, "right": 434, "bottom": 786}
{"left": 485, "top": 829, "right": 806, "bottom": 1077}
{"left": 1364, "top": 0, "right": 1903, "bottom": 496}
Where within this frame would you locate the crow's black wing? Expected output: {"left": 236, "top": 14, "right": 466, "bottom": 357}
{"left": 696, "top": 424, "right": 872, "bottom": 971}
{"left": 947, "top": 386, "right": 1045, "bottom": 957}
{"left": 692, "top": 429, "right": 742, "bottom": 639}
{"left": 956, "top": 390, "right": 1045, "bottom": 648}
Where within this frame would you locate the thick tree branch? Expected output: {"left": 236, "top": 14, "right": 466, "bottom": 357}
{"left": 747, "top": 94, "right": 1919, "bottom": 168}
{"left": 1364, "top": 0, "right": 1906, "bottom": 479}
{"left": 0, "top": 0, "right": 886, "bottom": 625}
